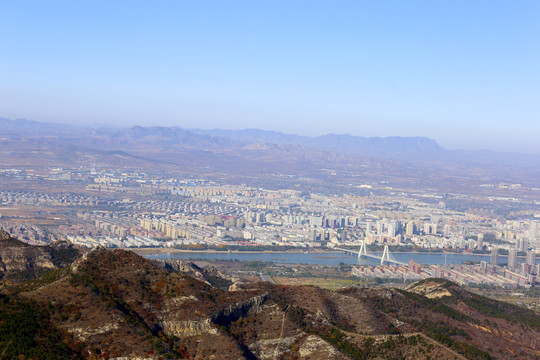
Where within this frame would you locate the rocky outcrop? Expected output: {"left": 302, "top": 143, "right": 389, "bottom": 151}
{"left": 0, "top": 235, "right": 55, "bottom": 280}
{"left": 407, "top": 279, "right": 452, "bottom": 299}
{"left": 211, "top": 293, "right": 268, "bottom": 326}
{"left": 156, "top": 260, "right": 210, "bottom": 284}
{"left": 0, "top": 229, "right": 10, "bottom": 240}
{"left": 0, "top": 231, "right": 82, "bottom": 281}
{"left": 0, "top": 247, "right": 55, "bottom": 272}
{"left": 159, "top": 319, "right": 218, "bottom": 337}
{"left": 248, "top": 334, "right": 303, "bottom": 360}
{"left": 156, "top": 259, "right": 233, "bottom": 289}
{"left": 159, "top": 259, "right": 204, "bottom": 274}
{"left": 69, "top": 321, "right": 121, "bottom": 341}
{"left": 228, "top": 282, "right": 242, "bottom": 291}
{"left": 298, "top": 335, "right": 348, "bottom": 359}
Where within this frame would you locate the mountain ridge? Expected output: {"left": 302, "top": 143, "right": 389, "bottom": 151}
{"left": 0, "top": 231, "right": 538, "bottom": 359}
{"left": 2, "top": 118, "right": 540, "bottom": 189}
{"left": 1, "top": 118, "right": 445, "bottom": 157}
{"left": 188, "top": 127, "right": 447, "bottom": 160}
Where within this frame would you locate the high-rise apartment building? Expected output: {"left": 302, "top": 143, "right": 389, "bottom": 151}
{"left": 365, "top": 222, "right": 373, "bottom": 235}
{"left": 491, "top": 248, "right": 499, "bottom": 266}
{"left": 376, "top": 221, "right": 384, "bottom": 235}
{"left": 406, "top": 222, "right": 415, "bottom": 236}
{"left": 526, "top": 250, "right": 536, "bottom": 266}
{"left": 508, "top": 248, "right": 518, "bottom": 269}
{"left": 529, "top": 222, "right": 539, "bottom": 239}
{"left": 477, "top": 233, "right": 484, "bottom": 250}
{"left": 522, "top": 238, "right": 529, "bottom": 252}
{"left": 443, "top": 224, "right": 451, "bottom": 236}
{"left": 387, "top": 222, "right": 396, "bottom": 237}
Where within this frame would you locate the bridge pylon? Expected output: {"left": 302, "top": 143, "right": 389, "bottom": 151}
{"left": 358, "top": 239, "right": 368, "bottom": 257}
{"left": 380, "top": 244, "right": 390, "bottom": 265}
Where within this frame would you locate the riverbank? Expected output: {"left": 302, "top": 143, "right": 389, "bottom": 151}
{"left": 141, "top": 250, "right": 502, "bottom": 266}
{"left": 128, "top": 247, "right": 500, "bottom": 257}
{"left": 128, "top": 247, "right": 332, "bottom": 255}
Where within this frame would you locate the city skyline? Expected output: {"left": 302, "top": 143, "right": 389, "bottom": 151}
{"left": 1, "top": 1, "right": 539, "bottom": 153}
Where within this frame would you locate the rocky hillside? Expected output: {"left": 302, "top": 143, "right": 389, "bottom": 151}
{"left": 0, "top": 229, "right": 83, "bottom": 282}
{"left": 0, "top": 233, "right": 538, "bottom": 359}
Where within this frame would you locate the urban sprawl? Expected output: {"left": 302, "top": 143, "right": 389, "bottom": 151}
{"left": 1, "top": 167, "right": 539, "bottom": 288}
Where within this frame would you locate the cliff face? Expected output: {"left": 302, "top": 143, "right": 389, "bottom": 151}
{"left": 157, "top": 293, "right": 268, "bottom": 338}
{"left": 159, "top": 319, "right": 218, "bottom": 337}
{"left": 211, "top": 293, "right": 268, "bottom": 326}
{"left": 155, "top": 259, "right": 233, "bottom": 289}
{"left": 0, "top": 229, "right": 10, "bottom": 240}
{"left": 0, "top": 245, "right": 56, "bottom": 275}
{"left": 0, "top": 234, "right": 55, "bottom": 281}
{"left": 0, "top": 231, "right": 82, "bottom": 281}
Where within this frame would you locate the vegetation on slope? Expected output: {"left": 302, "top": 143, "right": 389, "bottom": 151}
{"left": 1, "top": 232, "right": 538, "bottom": 360}
{"left": 0, "top": 293, "right": 80, "bottom": 359}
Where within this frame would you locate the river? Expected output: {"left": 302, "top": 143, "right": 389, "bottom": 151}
{"left": 145, "top": 251, "right": 540, "bottom": 267}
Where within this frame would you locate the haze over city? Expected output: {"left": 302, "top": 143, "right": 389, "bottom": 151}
{"left": 2, "top": 2, "right": 540, "bottom": 358}
{"left": 1, "top": 0, "right": 539, "bottom": 153}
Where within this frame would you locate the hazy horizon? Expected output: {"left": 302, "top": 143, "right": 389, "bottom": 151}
{"left": 1, "top": 1, "right": 539, "bottom": 153}
{"left": 4, "top": 116, "right": 540, "bottom": 156}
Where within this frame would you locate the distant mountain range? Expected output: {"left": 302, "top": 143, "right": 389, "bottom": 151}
{"left": 1, "top": 118, "right": 445, "bottom": 158}
{"left": 189, "top": 127, "right": 447, "bottom": 160}
{"left": 1, "top": 118, "right": 539, "bottom": 189}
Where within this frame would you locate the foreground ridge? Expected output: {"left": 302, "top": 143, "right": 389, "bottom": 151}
{"left": 0, "top": 232, "right": 538, "bottom": 359}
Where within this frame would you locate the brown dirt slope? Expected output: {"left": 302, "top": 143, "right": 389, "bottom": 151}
{"left": 0, "top": 234, "right": 537, "bottom": 359}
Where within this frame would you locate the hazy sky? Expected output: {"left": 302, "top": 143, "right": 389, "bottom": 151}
{"left": 1, "top": 1, "right": 539, "bottom": 153}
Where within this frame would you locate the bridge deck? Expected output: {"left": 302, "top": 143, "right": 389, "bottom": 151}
{"left": 334, "top": 247, "right": 407, "bottom": 266}
{"left": 359, "top": 254, "right": 407, "bottom": 266}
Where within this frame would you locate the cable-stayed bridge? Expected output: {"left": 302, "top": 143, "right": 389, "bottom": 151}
{"left": 335, "top": 240, "right": 407, "bottom": 265}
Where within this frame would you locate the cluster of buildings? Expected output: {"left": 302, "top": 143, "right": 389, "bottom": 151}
{"left": 489, "top": 243, "right": 538, "bottom": 285}
{"left": 430, "top": 260, "right": 539, "bottom": 287}
{"left": 352, "top": 260, "right": 427, "bottom": 281}
{"left": 66, "top": 235, "right": 161, "bottom": 248}
{"left": 0, "top": 222, "right": 57, "bottom": 245}
{"left": 0, "top": 190, "right": 110, "bottom": 207}
{"left": 350, "top": 245, "right": 539, "bottom": 287}
{"left": 0, "top": 168, "right": 539, "bottom": 288}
